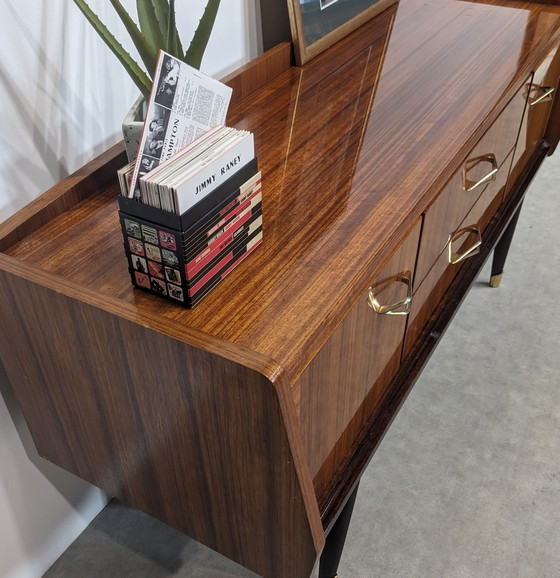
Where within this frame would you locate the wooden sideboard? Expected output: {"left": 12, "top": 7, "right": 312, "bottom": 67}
{"left": 1, "top": 1, "right": 560, "bottom": 576}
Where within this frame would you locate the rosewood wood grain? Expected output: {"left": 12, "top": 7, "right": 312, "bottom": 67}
{"left": 512, "top": 39, "right": 560, "bottom": 182}
{"left": 1, "top": 1, "right": 560, "bottom": 576}
{"left": 414, "top": 81, "right": 526, "bottom": 288}
{"left": 410, "top": 144, "right": 513, "bottom": 347}
{"left": 0, "top": 42, "right": 292, "bottom": 255}
{"left": 4, "top": 0, "right": 560, "bottom": 387}
{"left": 0, "top": 262, "right": 323, "bottom": 578}
{"left": 0, "top": 143, "right": 127, "bottom": 253}
{"left": 404, "top": 150, "right": 512, "bottom": 357}
{"left": 545, "top": 44, "right": 560, "bottom": 154}
{"left": 545, "top": 88, "right": 560, "bottom": 154}
{"left": 319, "top": 141, "right": 550, "bottom": 531}
{"left": 221, "top": 42, "right": 293, "bottom": 108}
{"left": 296, "top": 220, "right": 421, "bottom": 508}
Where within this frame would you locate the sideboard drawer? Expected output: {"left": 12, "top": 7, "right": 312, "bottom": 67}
{"left": 404, "top": 150, "right": 513, "bottom": 358}
{"left": 415, "top": 83, "right": 527, "bottom": 288}
{"left": 510, "top": 41, "right": 560, "bottom": 185}
{"left": 295, "top": 219, "right": 421, "bottom": 505}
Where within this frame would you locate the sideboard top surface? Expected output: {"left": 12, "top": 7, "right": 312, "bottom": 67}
{"left": 2, "top": 0, "right": 560, "bottom": 384}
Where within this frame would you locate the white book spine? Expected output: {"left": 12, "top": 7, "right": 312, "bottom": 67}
{"left": 173, "top": 133, "right": 255, "bottom": 213}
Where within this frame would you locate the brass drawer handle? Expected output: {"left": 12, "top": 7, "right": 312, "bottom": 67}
{"left": 462, "top": 154, "right": 498, "bottom": 192}
{"left": 529, "top": 84, "right": 555, "bottom": 107}
{"left": 367, "top": 271, "right": 412, "bottom": 316}
{"left": 448, "top": 225, "right": 482, "bottom": 265}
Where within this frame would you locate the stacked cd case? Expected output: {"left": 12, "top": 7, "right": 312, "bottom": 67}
{"left": 118, "top": 157, "right": 262, "bottom": 307}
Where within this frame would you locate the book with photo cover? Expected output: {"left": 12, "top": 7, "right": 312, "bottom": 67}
{"left": 115, "top": 50, "right": 262, "bottom": 306}
{"left": 127, "top": 50, "right": 233, "bottom": 201}
{"left": 118, "top": 165, "right": 263, "bottom": 307}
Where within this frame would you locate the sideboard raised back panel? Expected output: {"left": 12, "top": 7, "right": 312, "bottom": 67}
{"left": 1, "top": 0, "right": 560, "bottom": 576}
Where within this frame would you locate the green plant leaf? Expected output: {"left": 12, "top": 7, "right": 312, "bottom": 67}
{"left": 72, "top": 0, "right": 152, "bottom": 98}
{"left": 185, "top": 0, "right": 221, "bottom": 70}
{"left": 152, "top": 0, "right": 170, "bottom": 32}
{"left": 136, "top": 0, "right": 166, "bottom": 53}
{"left": 166, "top": 0, "right": 183, "bottom": 58}
{"left": 150, "top": 0, "right": 174, "bottom": 51}
{"left": 107, "top": 0, "right": 158, "bottom": 76}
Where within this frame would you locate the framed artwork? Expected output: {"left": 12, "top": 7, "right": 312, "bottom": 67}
{"left": 287, "top": 0, "right": 399, "bottom": 65}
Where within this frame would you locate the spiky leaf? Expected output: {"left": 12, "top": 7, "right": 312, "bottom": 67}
{"left": 149, "top": 0, "right": 176, "bottom": 53}
{"left": 72, "top": 0, "right": 151, "bottom": 97}
{"left": 108, "top": 0, "right": 157, "bottom": 76}
{"left": 166, "top": 0, "right": 183, "bottom": 58}
{"left": 151, "top": 0, "right": 171, "bottom": 36}
{"left": 136, "top": 0, "right": 166, "bottom": 53}
{"left": 185, "top": 0, "right": 221, "bottom": 69}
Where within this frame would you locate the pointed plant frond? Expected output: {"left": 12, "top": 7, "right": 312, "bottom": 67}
{"left": 151, "top": 0, "right": 171, "bottom": 40}
{"left": 108, "top": 0, "right": 157, "bottom": 75}
{"left": 72, "top": 0, "right": 220, "bottom": 101}
{"left": 167, "top": 0, "right": 183, "bottom": 58}
{"left": 72, "top": 0, "right": 152, "bottom": 98}
{"left": 185, "top": 0, "right": 221, "bottom": 70}
{"left": 147, "top": 0, "right": 179, "bottom": 54}
{"left": 136, "top": 0, "right": 166, "bottom": 54}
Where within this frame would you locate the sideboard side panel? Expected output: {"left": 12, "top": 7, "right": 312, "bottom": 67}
{"left": 0, "top": 268, "right": 323, "bottom": 578}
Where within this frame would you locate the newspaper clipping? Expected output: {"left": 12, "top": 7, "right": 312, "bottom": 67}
{"left": 128, "top": 50, "right": 233, "bottom": 200}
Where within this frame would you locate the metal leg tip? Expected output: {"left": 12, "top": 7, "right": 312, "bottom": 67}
{"left": 489, "top": 272, "right": 503, "bottom": 288}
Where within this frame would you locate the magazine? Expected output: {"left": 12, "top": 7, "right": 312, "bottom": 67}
{"left": 127, "top": 50, "right": 233, "bottom": 200}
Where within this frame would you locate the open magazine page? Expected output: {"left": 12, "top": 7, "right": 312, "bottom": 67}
{"left": 128, "top": 50, "right": 233, "bottom": 200}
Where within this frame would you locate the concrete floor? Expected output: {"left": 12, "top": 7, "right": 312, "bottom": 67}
{"left": 45, "top": 150, "right": 560, "bottom": 577}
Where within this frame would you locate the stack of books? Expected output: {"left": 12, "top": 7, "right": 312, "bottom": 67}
{"left": 117, "top": 52, "right": 263, "bottom": 308}
{"left": 118, "top": 152, "right": 261, "bottom": 307}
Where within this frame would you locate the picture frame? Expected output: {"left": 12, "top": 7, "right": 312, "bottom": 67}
{"left": 287, "top": 0, "right": 399, "bottom": 65}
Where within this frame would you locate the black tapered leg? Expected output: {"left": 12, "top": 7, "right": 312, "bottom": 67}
{"left": 319, "top": 484, "right": 360, "bottom": 578}
{"left": 490, "top": 201, "right": 524, "bottom": 287}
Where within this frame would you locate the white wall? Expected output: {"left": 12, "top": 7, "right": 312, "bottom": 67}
{"left": 0, "top": 2, "right": 257, "bottom": 577}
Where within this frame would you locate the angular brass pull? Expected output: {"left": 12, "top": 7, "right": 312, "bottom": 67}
{"left": 448, "top": 225, "right": 482, "bottom": 265}
{"left": 367, "top": 271, "right": 412, "bottom": 316}
{"left": 462, "top": 154, "right": 498, "bottom": 192}
{"left": 529, "top": 84, "right": 555, "bottom": 107}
